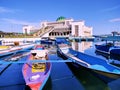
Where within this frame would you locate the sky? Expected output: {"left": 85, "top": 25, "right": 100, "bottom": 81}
{"left": 0, "top": 0, "right": 120, "bottom": 35}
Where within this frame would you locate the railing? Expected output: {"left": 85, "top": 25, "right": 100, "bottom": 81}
{"left": 33, "top": 26, "right": 54, "bottom": 37}
{"left": 39, "top": 26, "right": 54, "bottom": 37}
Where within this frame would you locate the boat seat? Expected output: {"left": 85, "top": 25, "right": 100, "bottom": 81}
{"left": 32, "top": 63, "right": 46, "bottom": 69}
{"left": 31, "top": 50, "right": 48, "bottom": 60}
{"left": 29, "top": 74, "right": 40, "bottom": 81}
{"left": 32, "top": 63, "right": 46, "bottom": 72}
{"left": 31, "top": 50, "right": 48, "bottom": 72}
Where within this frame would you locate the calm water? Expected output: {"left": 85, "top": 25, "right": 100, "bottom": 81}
{"left": 0, "top": 41, "right": 120, "bottom": 90}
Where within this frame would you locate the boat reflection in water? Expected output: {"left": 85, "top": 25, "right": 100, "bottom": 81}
{"left": 95, "top": 50, "right": 120, "bottom": 67}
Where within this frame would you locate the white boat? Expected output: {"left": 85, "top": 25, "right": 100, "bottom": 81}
{"left": 0, "top": 44, "right": 34, "bottom": 57}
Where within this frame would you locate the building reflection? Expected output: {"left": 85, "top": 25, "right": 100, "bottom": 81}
{"left": 71, "top": 41, "right": 92, "bottom": 52}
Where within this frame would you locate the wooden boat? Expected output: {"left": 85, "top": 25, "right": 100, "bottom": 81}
{"left": 0, "top": 44, "right": 34, "bottom": 57}
{"left": 95, "top": 42, "right": 120, "bottom": 55}
{"left": 95, "top": 43, "right": 114, "bottom": 54}
{"left": 22, "top": 45, "right": 51, "bottom": 90}
{"left": 57, "top": 43, "right": 120, "bottom": 82}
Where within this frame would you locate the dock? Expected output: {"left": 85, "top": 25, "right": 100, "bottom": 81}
{"left": 69, "top": 36, "right": 95, "bottom": 42}
{"left": 102, "top": 36, "right": 120, "bottom": 41}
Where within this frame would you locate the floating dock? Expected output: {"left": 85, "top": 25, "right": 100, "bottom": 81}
{"left": 69, "top": 36, "right": 95, "bottom": 42}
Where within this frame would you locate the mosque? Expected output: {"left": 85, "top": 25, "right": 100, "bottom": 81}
{"left": 22, "top": 17, "right": 93, "bottom": 39}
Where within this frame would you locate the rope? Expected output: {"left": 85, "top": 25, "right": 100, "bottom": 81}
{"left": 0, "top": 60, "right": 73, "bottom": 64}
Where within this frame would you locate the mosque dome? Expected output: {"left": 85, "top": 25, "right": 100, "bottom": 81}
{"left": 56, "top": 16, "right": 66, "bottom": 22}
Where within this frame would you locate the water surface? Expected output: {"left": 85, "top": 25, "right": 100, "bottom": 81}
{"left": 1, "top": 41, "right": 120, "bottom": 90}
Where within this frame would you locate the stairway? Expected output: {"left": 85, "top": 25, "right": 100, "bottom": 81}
{"left": 33, "top": 26, "right": 54, "bottom": 37}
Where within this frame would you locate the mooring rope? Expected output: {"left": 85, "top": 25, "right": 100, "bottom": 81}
{"left": 0, "top": 59, "right": 73, "bottom": 64}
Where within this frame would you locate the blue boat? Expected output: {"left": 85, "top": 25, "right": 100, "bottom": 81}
{"left": 57, "top": 43, "right": 120, "bottom": 82}
{"left": 95, "top": 43, "right": 113, "bottom": 54}
{"left": 55, "top": 37, "right": 70, "bottom": 45}
{"left": 95, "top": 42, "right": 120, "bottom": 55}
{"left": 35, "top": 39, "right": 55, "bottom": 45}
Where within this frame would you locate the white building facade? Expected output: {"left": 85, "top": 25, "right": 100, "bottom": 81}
{"left": 71, "top": 21, "right": 93, "bottom": 37}
{"left": 22, "top": 17, "right": 93, "bottom": 38}
{"left": 22, "top": 25, "right": 39, "bottom": 34}
{"left": 40, "top": 18, "right": 93, "bottom": 37}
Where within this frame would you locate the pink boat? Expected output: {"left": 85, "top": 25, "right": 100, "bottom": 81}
{"left": 22, "top": 45, "right": 51, "bottom": 90}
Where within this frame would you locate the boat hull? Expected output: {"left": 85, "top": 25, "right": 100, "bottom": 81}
{"left": 95, "top": 44, "right": 110, "bottom": 54}
{"left": 23, "top": 57, "right": 51, "bottom": 90}
{"left": 95, "top": 44, "right": 120, "bottom": 56}
{"left": 0, "top": 44, "right": 34, "bottom": 57}
{"left": 67, "top": 61, "right": 120, "bottom": 83}
{"left": 22, "top": 45, "right": 51, "bottom": 90}
{"left": 110, "top": 48, "right": 120, "bottom": 55}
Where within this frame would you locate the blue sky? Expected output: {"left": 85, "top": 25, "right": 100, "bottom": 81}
{"left": 0, "top": 0, "right": 120, "bottom": 35}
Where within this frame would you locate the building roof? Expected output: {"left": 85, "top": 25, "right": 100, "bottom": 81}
{"left": 56, "top": 16, "right": 66, "bottom": 22}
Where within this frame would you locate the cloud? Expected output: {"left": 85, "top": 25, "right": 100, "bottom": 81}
{"left": 0, "top": 6, "right": 15, "bottom": 13}
{"left": 101, "top": 5, "right": 120, "bottom": 12}
{"left": 1, "top": 18, "right": 39, "bottom": 26}
{"left": 109, "top": 18, "right": 120, "bottom": 22}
